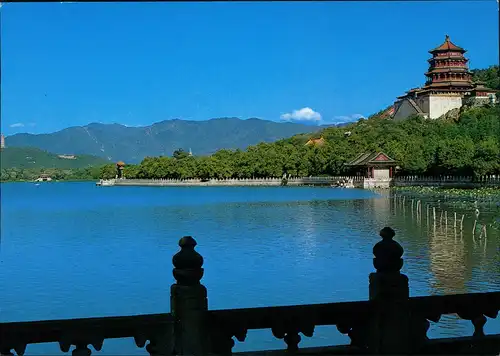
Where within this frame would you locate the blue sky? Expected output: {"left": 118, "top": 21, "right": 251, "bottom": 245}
{"left": 1, "top": 1, "right": 498, "bottom": 135}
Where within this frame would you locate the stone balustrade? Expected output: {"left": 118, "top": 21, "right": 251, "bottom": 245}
{"left": 106, "top": 176, "right": 362, "bottom": 187}
{"left": 98, "top": 175, "right": 500, "bottom": 188}
{"left": 3, "top": 229, "right": 499, "bottom": 355}
{"left": 118, "top": 176, "right": 362, "bottom": 182}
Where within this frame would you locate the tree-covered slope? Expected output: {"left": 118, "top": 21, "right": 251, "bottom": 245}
{"left": 0, "top": 147, "right": 109, "bottom": 169}
{"left": 6, "top": 66, "right": 497, "bottom": 169}
{"left": 97, "top": 104, "right": 500, "bottom": 179}
{"left": 471, "top": 65, "right": 499, "bottom": 90}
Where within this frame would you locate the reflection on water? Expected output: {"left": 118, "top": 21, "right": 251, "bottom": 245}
{"left": 294, "top": 203, "right": 318, "bottom": 261}
{"left": 1, "top": 183, "right": 499, "bottom": 353}
{"left": 383, "top": 192, "right": 500, "bottom": 338}
{"left": 429, "top": 224, "right": 469, "bottom": 294}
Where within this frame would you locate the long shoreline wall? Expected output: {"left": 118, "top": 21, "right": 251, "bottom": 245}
{"left": 101, "top": 177, "right": 362, "bottom": 187}
{"left": 97, "top": 175, "right": 500, "bottom": 188}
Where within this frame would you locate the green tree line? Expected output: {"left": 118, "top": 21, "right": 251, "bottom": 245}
{"left": 3, "top": 66, "right": 498, "bottom": 183}
{"left": 471, "top": 65, "right": 499, "bottom": 91}
{"left": 97, "top": 104, "right": 500, "bottom": 180}
{"left": 0, "top": 166, "right": 101, "bottom": 182}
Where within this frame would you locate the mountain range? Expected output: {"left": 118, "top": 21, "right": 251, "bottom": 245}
{"left": 5, "top": 118, "right": 339, "bottom": 164}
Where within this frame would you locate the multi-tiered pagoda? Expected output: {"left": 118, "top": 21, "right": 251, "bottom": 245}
{"left": 392, "top": 35, "right": 497, "bottom": 120}
{"left": 424, "top": 35, "right": 473, "bottom": 93}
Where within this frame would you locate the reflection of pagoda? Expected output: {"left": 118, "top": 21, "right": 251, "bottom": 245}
{"left": 428, "top": 228, "right": 470, "bottom": 294}
{"left": 393, "top": 35, "right": 497, "bottom": 120}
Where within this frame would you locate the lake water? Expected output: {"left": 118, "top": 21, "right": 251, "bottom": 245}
{"left": 1, "top": 182, "right": 499, "bottom": 354}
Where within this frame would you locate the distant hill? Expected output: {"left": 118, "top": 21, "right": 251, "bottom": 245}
{"left": 0, "top": 147, "right": 109, "bottom": 169}
{"left": 5, "top": 117, "right": 326, "bottom": 163}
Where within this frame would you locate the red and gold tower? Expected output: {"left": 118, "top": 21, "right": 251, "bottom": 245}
{"left": 392, "top": 35, "right": 497, "bottom": 120}
{"left": 423, "top": 35, "right": 474, "bottom": 93}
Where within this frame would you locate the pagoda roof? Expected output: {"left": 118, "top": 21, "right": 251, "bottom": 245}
{"left": 397, "top": 88, "right": 423, "bottom": 99}
{"left": 426, "top": 67, "right": 470, "bottom": 74}
{"left": 397, "top": 83, "right": 475, "bottom": 98}
{"left": 416, "top": 89, "right": 468, "bottom": 96}
{"left": 428, "top": 54, "right": 467, "bottom": 62}
{"left": 345, "top": 152, "right": 397, "bottom": 167}
{"left": 405, "top": 87, "right": 423, "bottom": 94}
{"left": 429, "top": 35, "right": 466, "bottom": 54}
{"left": 424, "top": 81, "right": 473, "bottom": 88}
{"left": 470, "top": 82, "right": 498, "bottom": 93}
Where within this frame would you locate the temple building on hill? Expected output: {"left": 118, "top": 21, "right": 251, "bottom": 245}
{"left": 305, "top": 137, "right": 325, "bottom": 146}
{"left": 392, "top": 35, "right": 497, "bottom": 120}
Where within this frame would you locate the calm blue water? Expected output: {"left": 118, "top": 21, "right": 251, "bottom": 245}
{"left": 1, "top": 182, "right": 499, "bottom": 354}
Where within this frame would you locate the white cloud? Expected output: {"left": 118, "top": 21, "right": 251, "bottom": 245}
{"left": 280, "top": 107, "right": 322, "bottom": 122}
{"left": 9, "top": 123, "right": 25, "bottom": 128}
{"left": 330, "top": 113, "right": 366, "bottom": 124}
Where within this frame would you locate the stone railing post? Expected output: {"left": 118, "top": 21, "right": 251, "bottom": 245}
{"left": 368, "top": 227, "right": 410, "bottom": 354}
{"left": 171, "top": 236, "right": 209, "bottom": 355}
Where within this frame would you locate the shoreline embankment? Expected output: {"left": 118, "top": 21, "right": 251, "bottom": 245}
{"left": 97, "top": 177, "right": 360, "bottom": 187}
{"left": 96, "top": 176, "right": 500, "bottom": 189}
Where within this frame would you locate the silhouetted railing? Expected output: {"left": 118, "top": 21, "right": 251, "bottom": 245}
{"left": 2, "top": 229, "right": 499, "bottom": 355}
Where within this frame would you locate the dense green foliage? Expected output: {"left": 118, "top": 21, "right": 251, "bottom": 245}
{"left": 0, "top": 166, "right": 101, "bottom": 182}
{"left": 0, "top": 147, "right": 108, "bottom": 169}
{"left": 97, "top": 105, "right": 500, "bottom": 180}
{"left": 5, "top": 67, "right": 499, "bottom": 182}
{"left": 4, "top": 66, "right": 498, "bottom": 166}
{"left": 6, "top": 118, "right": 322, "bottom": 163}
{"left": 0, "top": 147, "right": 106, "bottom": 182}
{"left": 471, "top": 65, "right": 500, "bottom": 91}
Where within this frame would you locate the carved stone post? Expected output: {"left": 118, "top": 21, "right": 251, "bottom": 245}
{"left": 368, "top": 227, "right": 410, "bottom": 354}
{"left": 171, "top": 236, "right": 209, "bottom": 355}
